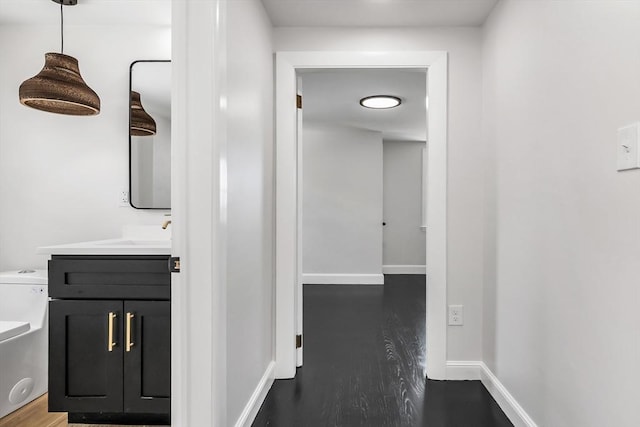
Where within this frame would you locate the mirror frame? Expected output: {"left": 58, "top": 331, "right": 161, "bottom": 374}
{"left": 128, "top": 59, "right": 171, "bottom": 209}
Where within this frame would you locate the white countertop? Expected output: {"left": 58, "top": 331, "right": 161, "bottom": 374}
{"left": 37, "top": 238, "right": 171, "bottom": 256}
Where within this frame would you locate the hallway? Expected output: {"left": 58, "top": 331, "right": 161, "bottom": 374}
{"left": 253, "top": 276, "right": 512, "bottom": 426}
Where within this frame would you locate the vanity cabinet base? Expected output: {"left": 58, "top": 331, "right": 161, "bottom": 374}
{"left": 68, "top": 412, "right": 170, "bottom": 425}
{"left": 48, "top": 255, "right": 171, "bottom": 424}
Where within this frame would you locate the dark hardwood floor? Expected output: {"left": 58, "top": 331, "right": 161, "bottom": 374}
{"left": 253, "top": 275, "right": 513, "bottom": 427}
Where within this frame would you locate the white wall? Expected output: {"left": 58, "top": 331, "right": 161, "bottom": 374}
{"left": 382, "top": 140, "right": 426, "bottom": 268}
{"left": 0, "top": 23, "right": 171, "bottom": 270}
{"left": 302, "top": 123, "right": 383, "bottom": 280}
{"left": 482, "top": 1, "right": 640, "bottom": 426}
{"left": 275, "top": 27, "right": 484, "bottom": 360}
{"left": 227, "top": 0, "right": 275, "bottom": 424}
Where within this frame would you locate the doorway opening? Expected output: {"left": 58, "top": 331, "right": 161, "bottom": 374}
{"left": 274, "top": 51, "right": 448, "bottom": 380}
{"left": 276, "top": 65, "right": 430, "bottom": 423}
{"left": 297, "top": 66, "right": 427, "bottom": 363}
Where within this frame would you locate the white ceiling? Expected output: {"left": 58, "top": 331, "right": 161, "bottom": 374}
{"left": 0, "top": 0, "right": 171, "bottom": 25}
{"left": 1, "top": 0, "right": 497, "bottom": 27}
{"left": 301, "top": 68, "right": 427, "bottom": 142}
{"left": 261, "top": 0, "right": 498, "bottom": 27}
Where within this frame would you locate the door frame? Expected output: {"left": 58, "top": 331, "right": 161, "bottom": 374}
{"left": 171, "top": 0, "right": 228, "bottom": 425}
{"left": 275, "top": 50, "right": 449, "bottom": 380}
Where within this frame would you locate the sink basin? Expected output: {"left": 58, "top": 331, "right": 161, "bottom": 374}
{"left": 37, "top": 225, "right": 172, "bottom": 255}
{"left": 38, "top": 238, "right": 171, "bottom": 256}
{"left": 94, "top": 240, "right": 169, "bottom": 246}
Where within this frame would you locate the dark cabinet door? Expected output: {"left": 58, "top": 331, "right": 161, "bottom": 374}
{"left": 49, "top": 300, "right": 124, "bottom": 413}
{"left": 123, "top": 301, "right": 171, "bottom": 414}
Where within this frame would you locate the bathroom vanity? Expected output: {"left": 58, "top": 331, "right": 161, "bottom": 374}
{"left": 38, "top": 235, "right": 172, "bottom": 425}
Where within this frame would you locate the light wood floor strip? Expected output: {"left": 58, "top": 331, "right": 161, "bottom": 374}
{"left": 0, "top": 394, "right": 66, "bottom": 427}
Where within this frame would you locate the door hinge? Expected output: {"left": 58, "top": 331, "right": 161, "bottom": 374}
{"left": 296, "top": 334, "right": 302, "bottom": 348}
{"left": 296, "top": 94, "right": 302, "bottom": 109}
{"left": 169, "top": 257, "right": 181, "bottom": 273}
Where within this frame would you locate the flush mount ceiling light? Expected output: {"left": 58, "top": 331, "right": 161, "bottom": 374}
{"left": 130, "top": 91, "right": 157, "bottom": 136}
{"left": 359, "top": 95, "right": 401, "bottom": 109}
{"left": 18, "top": 0, "right": 100, "bottom": 116}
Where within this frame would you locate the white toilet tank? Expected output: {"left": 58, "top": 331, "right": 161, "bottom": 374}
{"left": 0, "top": 270, "right": 48, "bottom": 327}
{"left": 0, "top": 269, "right": 48, "bottom": 419}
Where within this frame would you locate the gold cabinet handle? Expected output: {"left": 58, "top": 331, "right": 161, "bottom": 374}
{"left": 126, "top": 312, "right": 135, "bottom": 352}
{"left": 108, "top": 312, "right": 117, "bottom": 352}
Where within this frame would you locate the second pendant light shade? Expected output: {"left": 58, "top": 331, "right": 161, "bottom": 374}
{"left": 130, "top": 91, "right": 157, "bottom": 136}
{"left": 19, "top": 52, "right": 100, "bottom": 116}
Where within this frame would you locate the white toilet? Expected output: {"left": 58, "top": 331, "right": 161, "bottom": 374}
{"left": 0, "top": 270, "right": 48, "bottom": 419}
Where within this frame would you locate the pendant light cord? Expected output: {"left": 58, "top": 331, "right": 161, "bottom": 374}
{"left": 60, "top": 3, "right": 64, "bottom": 54}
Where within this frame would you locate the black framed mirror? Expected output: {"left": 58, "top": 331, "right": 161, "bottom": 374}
{"left": 129, "top": 60, "right": 171, "bottom": 209}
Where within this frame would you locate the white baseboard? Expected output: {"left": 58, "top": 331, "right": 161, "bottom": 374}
{"left": 302, "top": 274, "right": 384, "bottom": 285}
{"left": 479, "top": 362, "right": 538, "bottom": 427}
{"left": 382, "top": 265, "right": 426, "bottom": 274}
{"left": 446, "top": 361, "right": 537, "bottom": 427}
{"left": 233, "top": 361, "right": 275, "bottom": 427}
{"left": 445, "top": 360, "right": 482, "bottom": 380}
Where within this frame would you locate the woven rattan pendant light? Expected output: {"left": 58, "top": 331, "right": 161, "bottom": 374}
{"left": 130, "top": 91, "right": 157, "bottom": 136}
{"left": 19, "top": 0, "right": 100, "bottom": 116}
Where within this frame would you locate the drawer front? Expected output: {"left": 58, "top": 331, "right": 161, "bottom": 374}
{"left": 49, "top": 256, "right": 170, "bottom": 300}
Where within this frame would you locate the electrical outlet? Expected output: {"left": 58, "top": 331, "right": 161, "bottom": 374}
{"left": 448, "top": 305, "right": 463, "bottom": 326}
{"left": 118, "top": 190, "right": 129, "bottom": 207}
